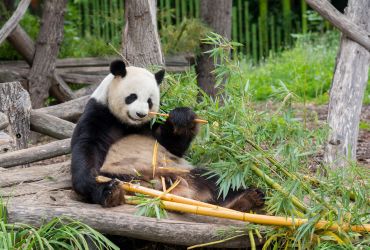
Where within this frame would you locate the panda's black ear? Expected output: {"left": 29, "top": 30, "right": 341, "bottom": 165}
{"left": 155, "top": 69, "right": 165, "bottom": 85}
{"left": 110, "top": 60, "right": 126, "bottom": 77}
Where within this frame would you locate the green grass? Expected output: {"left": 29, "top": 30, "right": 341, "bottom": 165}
{"left": 0, "top": 198, "right": 119, "bottom": 249}
{"left": 236, "top": 32, "right": 370, "bottom": 104}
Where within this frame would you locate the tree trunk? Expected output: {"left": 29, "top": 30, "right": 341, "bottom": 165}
{"left": 324, "top": 0, "right": 370, "bottom": 168}
{"left": 0, "top": 82, "right": 31, "bottom": 152}
{"left": 122, "top": 0, "right": 164, "bottom": 67}
{"left": 26, "top": 0, "right": 67, "bottom": 108}
{"left": 195, "top": 0, "right": 232, "bottom": 98}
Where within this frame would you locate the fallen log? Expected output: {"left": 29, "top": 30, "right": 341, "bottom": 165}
{"left": 30, "top": 111, "right": 75, "bottom": 139}
{"left": 0, "top": 138, "right": 71, "bottom": 168}
{"left": 59, "top": 73, "right": 104, "bottom": 85}
{"left": 7, "top": 203, "right": 250, "bottom": 248}
{"left": 0, "top": 112, "right": 9, "bottom": 130}
{"left": 74, "top": 84, "right": 98, "bottom": 97}
{"left": 37, "top": 95, "right": 89, "bottom": 122}
{"left": 0, "top": 0, "right": 31, "bottom": 45}
{"left": 49, "top": 71, "right": 76, "bottom": 101}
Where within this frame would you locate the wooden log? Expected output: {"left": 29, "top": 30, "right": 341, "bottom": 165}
{"left": 324, "top": 0, "right": 370, "bottom": 167}
{"left": 26, "top": 0, "right": 68, "bottom": 108}
{"left": 30, "top": 111, "right": 75, "bottom": 139}
{"left": 7, "top": 203, "right": 250, "bottom": 248}
{"left": 305, "top": 0, "right": 370, "bottom": 52}
{"left": 49, "top": 71, "right": 76, "bottom": 101}
{"left": 5, "top": 22, "right": 74, "bottom": 103}
{"left": 0, "top": 138, "right": 71, "bottom": 168}
{"left": 0, "top": 82, "right": 31, "bottom": 151}
{"left": 0, "top": 112, "right": 9, "bottom": 130}
{"left": 37, "top": 95, "right": 89, "bottom": 122}
{"left": 59, "top": 73, "right": 104, "bottom": 85}
{"left": 0, "top": 161, "right": 70, "bottom": 187}
{"left": 0, "top": 0, "right": 31, "bottom": 45}
{"left": 0, "top": 131, "right": 14, "bottom": 154}
{"left": 74, "top": 84, "right": 98, "bottom": 98}
{"left": 7, "top": 25, "right": 35, "bottom": 65}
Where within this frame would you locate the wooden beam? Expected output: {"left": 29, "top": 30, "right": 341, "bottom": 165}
{"left": 0, "top": 0, "right": 31, "bottom": 45}
{"left": 7, "top": 203, "right": 250, "bottom": 248}
{"left": 0, "top": 138, "right": 71, "bottom": 168}
{"left": 7, "top": 25, "right": 35, "bottom": 65}
{"left": 305, "top": 0, "right": 370, "bottom": 52}
{"left": 36, "top": 95, "right": 89, "bottom": 122}
{"left": 30, "top": 111, "right": 75, "bottom": 139}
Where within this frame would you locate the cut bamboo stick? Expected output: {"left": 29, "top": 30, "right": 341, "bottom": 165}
{"left": 149, "top": 111, "right": 208, "bottom": 124}
{"left": 125, "top": 195, "right": 370, "bottom": 233}
{"left": 96, "top": 176, "right": 370, "bottom": 233}
{"left": 96, "top": 176, "right": 232, "bottom": 212}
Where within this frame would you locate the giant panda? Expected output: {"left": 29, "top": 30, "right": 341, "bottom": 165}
{"left": 71, "top": 60, "right": 264, "bottom": 211}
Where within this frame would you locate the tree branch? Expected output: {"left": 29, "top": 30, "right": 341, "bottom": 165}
{"left": 0, "top": 0, "right": 30, "bottom": 45}
{"left": 305, "top": 0, "right": 370, "bottom": 52}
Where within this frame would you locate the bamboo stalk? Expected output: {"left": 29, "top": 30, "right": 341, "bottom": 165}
{"left": 252, "top": 24, "right": 258, "bottom": 63}
{"left": 250, "top": 164, "right": 308, "bottom": 213}
{"left": 244, "top": 1, "right": 250, "bottom": 55}
{"left": 124, "top": 194, "right": 370, "bottom": 233}
{"left": 148, "top": 112, "right": 208, "bottom": 124}
{"left": 245, "top": 138, "right": 337, "bottom": 212}
{"left": 96, "top": 176, "right": 233, "bottom": 212}
{"left": 97, "top": 176, "right": 370, "bottom": 233}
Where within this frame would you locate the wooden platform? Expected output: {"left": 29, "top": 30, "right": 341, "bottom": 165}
{"left": 0, "top": 161, "right": 255, "bottom": 248}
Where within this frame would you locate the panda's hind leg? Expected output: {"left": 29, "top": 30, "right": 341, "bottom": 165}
{"left": 221, "top": 188, "right": 265, "bottom": 212}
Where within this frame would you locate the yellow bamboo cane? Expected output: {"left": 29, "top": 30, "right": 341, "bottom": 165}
{"left": 96, "top": 176, "right": 370, "bottom": 233}
{"left": 149, "top": 111, "right": 208, "bottom": 124}
{"left": 96, "top": 176, "right": 233, "bottom": 212}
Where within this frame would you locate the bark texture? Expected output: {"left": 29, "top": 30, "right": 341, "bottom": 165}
{"left": 0, "top": 82, "right": 31, "bottom": 151}
{"left": 30, "top": 111, "right": 75, "bottom": 139}
{"left": 122, "top": 0, "right": 164, "bottom": 67}
{"left": 0, "top": 0, "right": 30, "bottom": 45}
{"left": 195, "top": 0, "right": 232, "bottom": 98}
{"left": 0, "top": 139, "right": 71, "bottom": 168}
{"left": 26, "top": 0, "right": 67, "bottom": 108}
{"left": 306, "top": 0, "right": 370, "bottom": 52}
{"left": 324, "top": 0, "right": 370, "bottom": 167}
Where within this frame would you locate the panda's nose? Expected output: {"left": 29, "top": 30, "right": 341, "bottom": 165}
{"left": 136, "top": 112, "right": 146, "bottom": 118}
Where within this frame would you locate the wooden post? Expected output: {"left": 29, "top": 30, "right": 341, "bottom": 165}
{"left": 122, "top": 0, "right": 164, "bottom": 67}
{"left": 195, "top": 0, "right": 232, "bottom": 99}
{"left": 26, "top": 0, "right": 68, "bottom": 108}
{"left": 323, "top": 0, "right": 370, "bottom": 167}
{"left": 0, "top": 82, "right": 31, "bottom": 151}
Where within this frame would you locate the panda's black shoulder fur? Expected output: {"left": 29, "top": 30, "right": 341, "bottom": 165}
{"left": 71, "top": 99, "right": 198, "bottom": 206}
{"left": 71, "top": 98, "right": 153, "bottom": 205}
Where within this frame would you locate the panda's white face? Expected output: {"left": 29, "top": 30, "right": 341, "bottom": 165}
{"left": 107, "top": 67, "right": 160, "bottom": 125}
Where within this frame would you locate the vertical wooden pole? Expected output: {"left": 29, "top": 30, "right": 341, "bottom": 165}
{"left": 0, "top": 82, "right": 31, "bottom": 152}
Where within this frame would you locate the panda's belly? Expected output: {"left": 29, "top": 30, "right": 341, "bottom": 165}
{"left": 100, "top": 134, "right": 193, "bottom": 179}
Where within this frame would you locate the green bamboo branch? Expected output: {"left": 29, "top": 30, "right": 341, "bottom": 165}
{"left": 250, "top": 164, "right": 308, "bottom": 214}
{"left": 245, "top": 137, "right": 337, "bottom": 213}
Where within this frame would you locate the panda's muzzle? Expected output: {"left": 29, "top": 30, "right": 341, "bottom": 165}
{"left": 136, "top": 112, "right": 146, "bottom": 118}
{"left": 127, "top": 112, "right": 146, "bottom": 121}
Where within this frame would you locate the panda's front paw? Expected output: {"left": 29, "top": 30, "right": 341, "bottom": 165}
{"left": 168, "top": 107, "right": 199, "bottom": 136}
{"left": 101, "top": 179, "right": 125, "bottom": 207}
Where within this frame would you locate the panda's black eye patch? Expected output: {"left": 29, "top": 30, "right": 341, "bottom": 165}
{"left": 125, "top": 94, "right": 137, "bottom": 104}
{"left": 147, "top": 98, "right": 153, "bottom": 109}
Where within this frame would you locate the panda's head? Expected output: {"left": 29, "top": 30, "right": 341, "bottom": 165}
{"left": 92, "top": 60, "right": 165, "bottom": 126}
